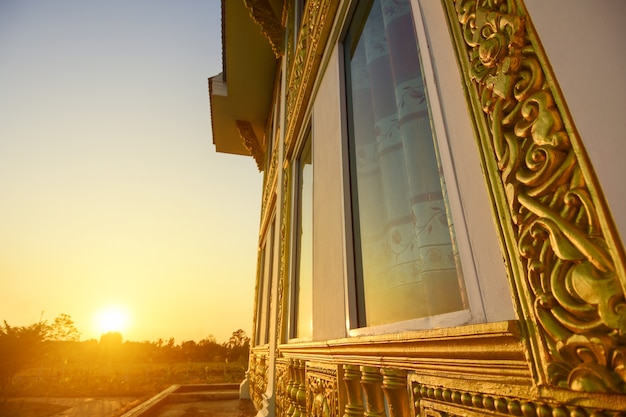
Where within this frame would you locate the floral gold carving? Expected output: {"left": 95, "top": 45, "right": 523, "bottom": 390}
{"left": 244, "top": 0, "right": 284, "bottom": 57}
{"left": 306, "top": 364, "right": 339, "bottom": 417}
{"left": 443, "top": 0, "right": 626, "bottom": 393}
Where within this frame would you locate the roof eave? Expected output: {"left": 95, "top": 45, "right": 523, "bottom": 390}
{"left": 209, "top": 0, "right": 279, "bottom": 170}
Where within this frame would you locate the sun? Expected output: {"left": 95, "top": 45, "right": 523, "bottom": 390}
{"left": 95, "top": 305, "right": 131, "bottom": 335}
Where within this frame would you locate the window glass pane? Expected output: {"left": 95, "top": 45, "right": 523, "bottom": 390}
{"left": 346, "top": 0, "right": 468, "bottom": 327}
{"left": 293, "top": 136, "right": 313, "bottom": 338}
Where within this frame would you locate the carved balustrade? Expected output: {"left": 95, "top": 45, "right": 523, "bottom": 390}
{"left": 246, "top": 321, "right": 625, "bottom": 416}
{"left": 250, "top": 349, "right": 269, "bottom": 410}
{"left": 260, "top": 354, "right": 626, "bottom": 417}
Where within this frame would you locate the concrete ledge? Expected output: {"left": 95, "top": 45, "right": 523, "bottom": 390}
{"left": 167, "top": 391, "right": 240, "bottom": 403}
{"left": 119, "top": 384, "right": 247, "bottom": 417}
{"left": 120, "top": 384, "right": 180, "bottom": 417}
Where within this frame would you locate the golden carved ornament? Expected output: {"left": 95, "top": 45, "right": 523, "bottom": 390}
{"left": 306, "top": 364, "right": 339, "bottom": 417}
{"left": 243, "top": 0, "right": 284, "bottom": 58}
{"left": 275, "top": 167, "right": 292, "bottom": 346}
{"left": 442, "top": 0, "right": 626, "bottom": 393}
{"left": 236, "top": 120, "right": 265, "bottom": 171}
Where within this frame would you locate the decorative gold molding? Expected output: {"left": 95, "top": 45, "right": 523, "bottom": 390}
{"left": 236, "top": 120, "right": 265, "bottom": 171}
{"left": 261, "top": 132, "right": 280, "bottom": 229}
{"left": 276, "top": 166, "right": 292, "bottom": 345}
{"left": 284, "top": 0, "right": 340, "bottom": 157}
{"left": 411, "top": 379, "right": 623, "bottom": 417}
{"left": 279, "top": 321, "right": 531, "bottom": 390}
{"left": 284, "top": 1, "right": 295, "bottom": 90}
{"left": 243, "top": 0, "right": 285, "bottom": 57}
{"left": 273, "top": 355, "right": 626, "bottom": 417}
{"left": 442, "top": 0, "right": 626, "bottom": 394}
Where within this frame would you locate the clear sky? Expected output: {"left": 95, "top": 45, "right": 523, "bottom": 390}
{"left": 0, "top": 1, "right": 262, "bottom": 344}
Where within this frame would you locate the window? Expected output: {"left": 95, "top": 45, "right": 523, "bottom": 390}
{"left": 344, "top": 0, "right": 468, "bottom": 328}
{"left": 290, "top": 133, "right": 313, "bottom": 339}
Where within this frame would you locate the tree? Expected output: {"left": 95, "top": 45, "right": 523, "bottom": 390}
{"left": 0, "top": 320, "right": 48, "bottom": 390}
{"left": 226, "top": 329, "right": 249, "bottom": 349}
{"left": 47, "top": 313, "right": 80, "bottom": 341}
{"left": 198, "top": 335, "right": 224, "bottom": 361}
{"left": 224, "top": 329, "right": 250, "bottom": 364}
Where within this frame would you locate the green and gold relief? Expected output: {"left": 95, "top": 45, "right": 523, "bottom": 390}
{"left": 443, "top": 0, "right": 626, "bottom": 393}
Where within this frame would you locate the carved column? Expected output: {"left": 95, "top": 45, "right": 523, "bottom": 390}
{"left": 342, "top": 365, "right": 364, "bottom": 417}
{"left": 381, "top": 368, "right": 409, "bottom": 417}
{"left": 296, "top": 360, "right": 308, "bottom": 416}
{"left": 360, "top": 366, "right": 385, "bottom": 417}
{"left": 287, "top": 359, "right": 298, "bottom": 417}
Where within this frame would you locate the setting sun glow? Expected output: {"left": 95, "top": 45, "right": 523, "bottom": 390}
{"left": 95, "top": 306, "right": 130, "bottom": 335}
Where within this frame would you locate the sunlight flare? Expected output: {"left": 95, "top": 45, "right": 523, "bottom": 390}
{"left": 95, "top": 305, "right": 131, "bottom": 335}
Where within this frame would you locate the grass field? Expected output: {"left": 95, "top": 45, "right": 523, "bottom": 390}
{"left": 4, "top": 361, "right": 247, "bottom": 398}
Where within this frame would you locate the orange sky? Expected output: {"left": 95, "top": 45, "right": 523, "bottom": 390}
{"left": 0, "top": 1, "right": 262, "bottom": 343}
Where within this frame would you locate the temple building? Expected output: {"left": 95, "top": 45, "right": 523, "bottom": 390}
{"left": 209, "top": 0, "right": 626, "bottom": 415}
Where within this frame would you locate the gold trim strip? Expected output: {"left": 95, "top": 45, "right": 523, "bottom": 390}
{"left": 284, "top": 0, "right": 340, "bottom": 157}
